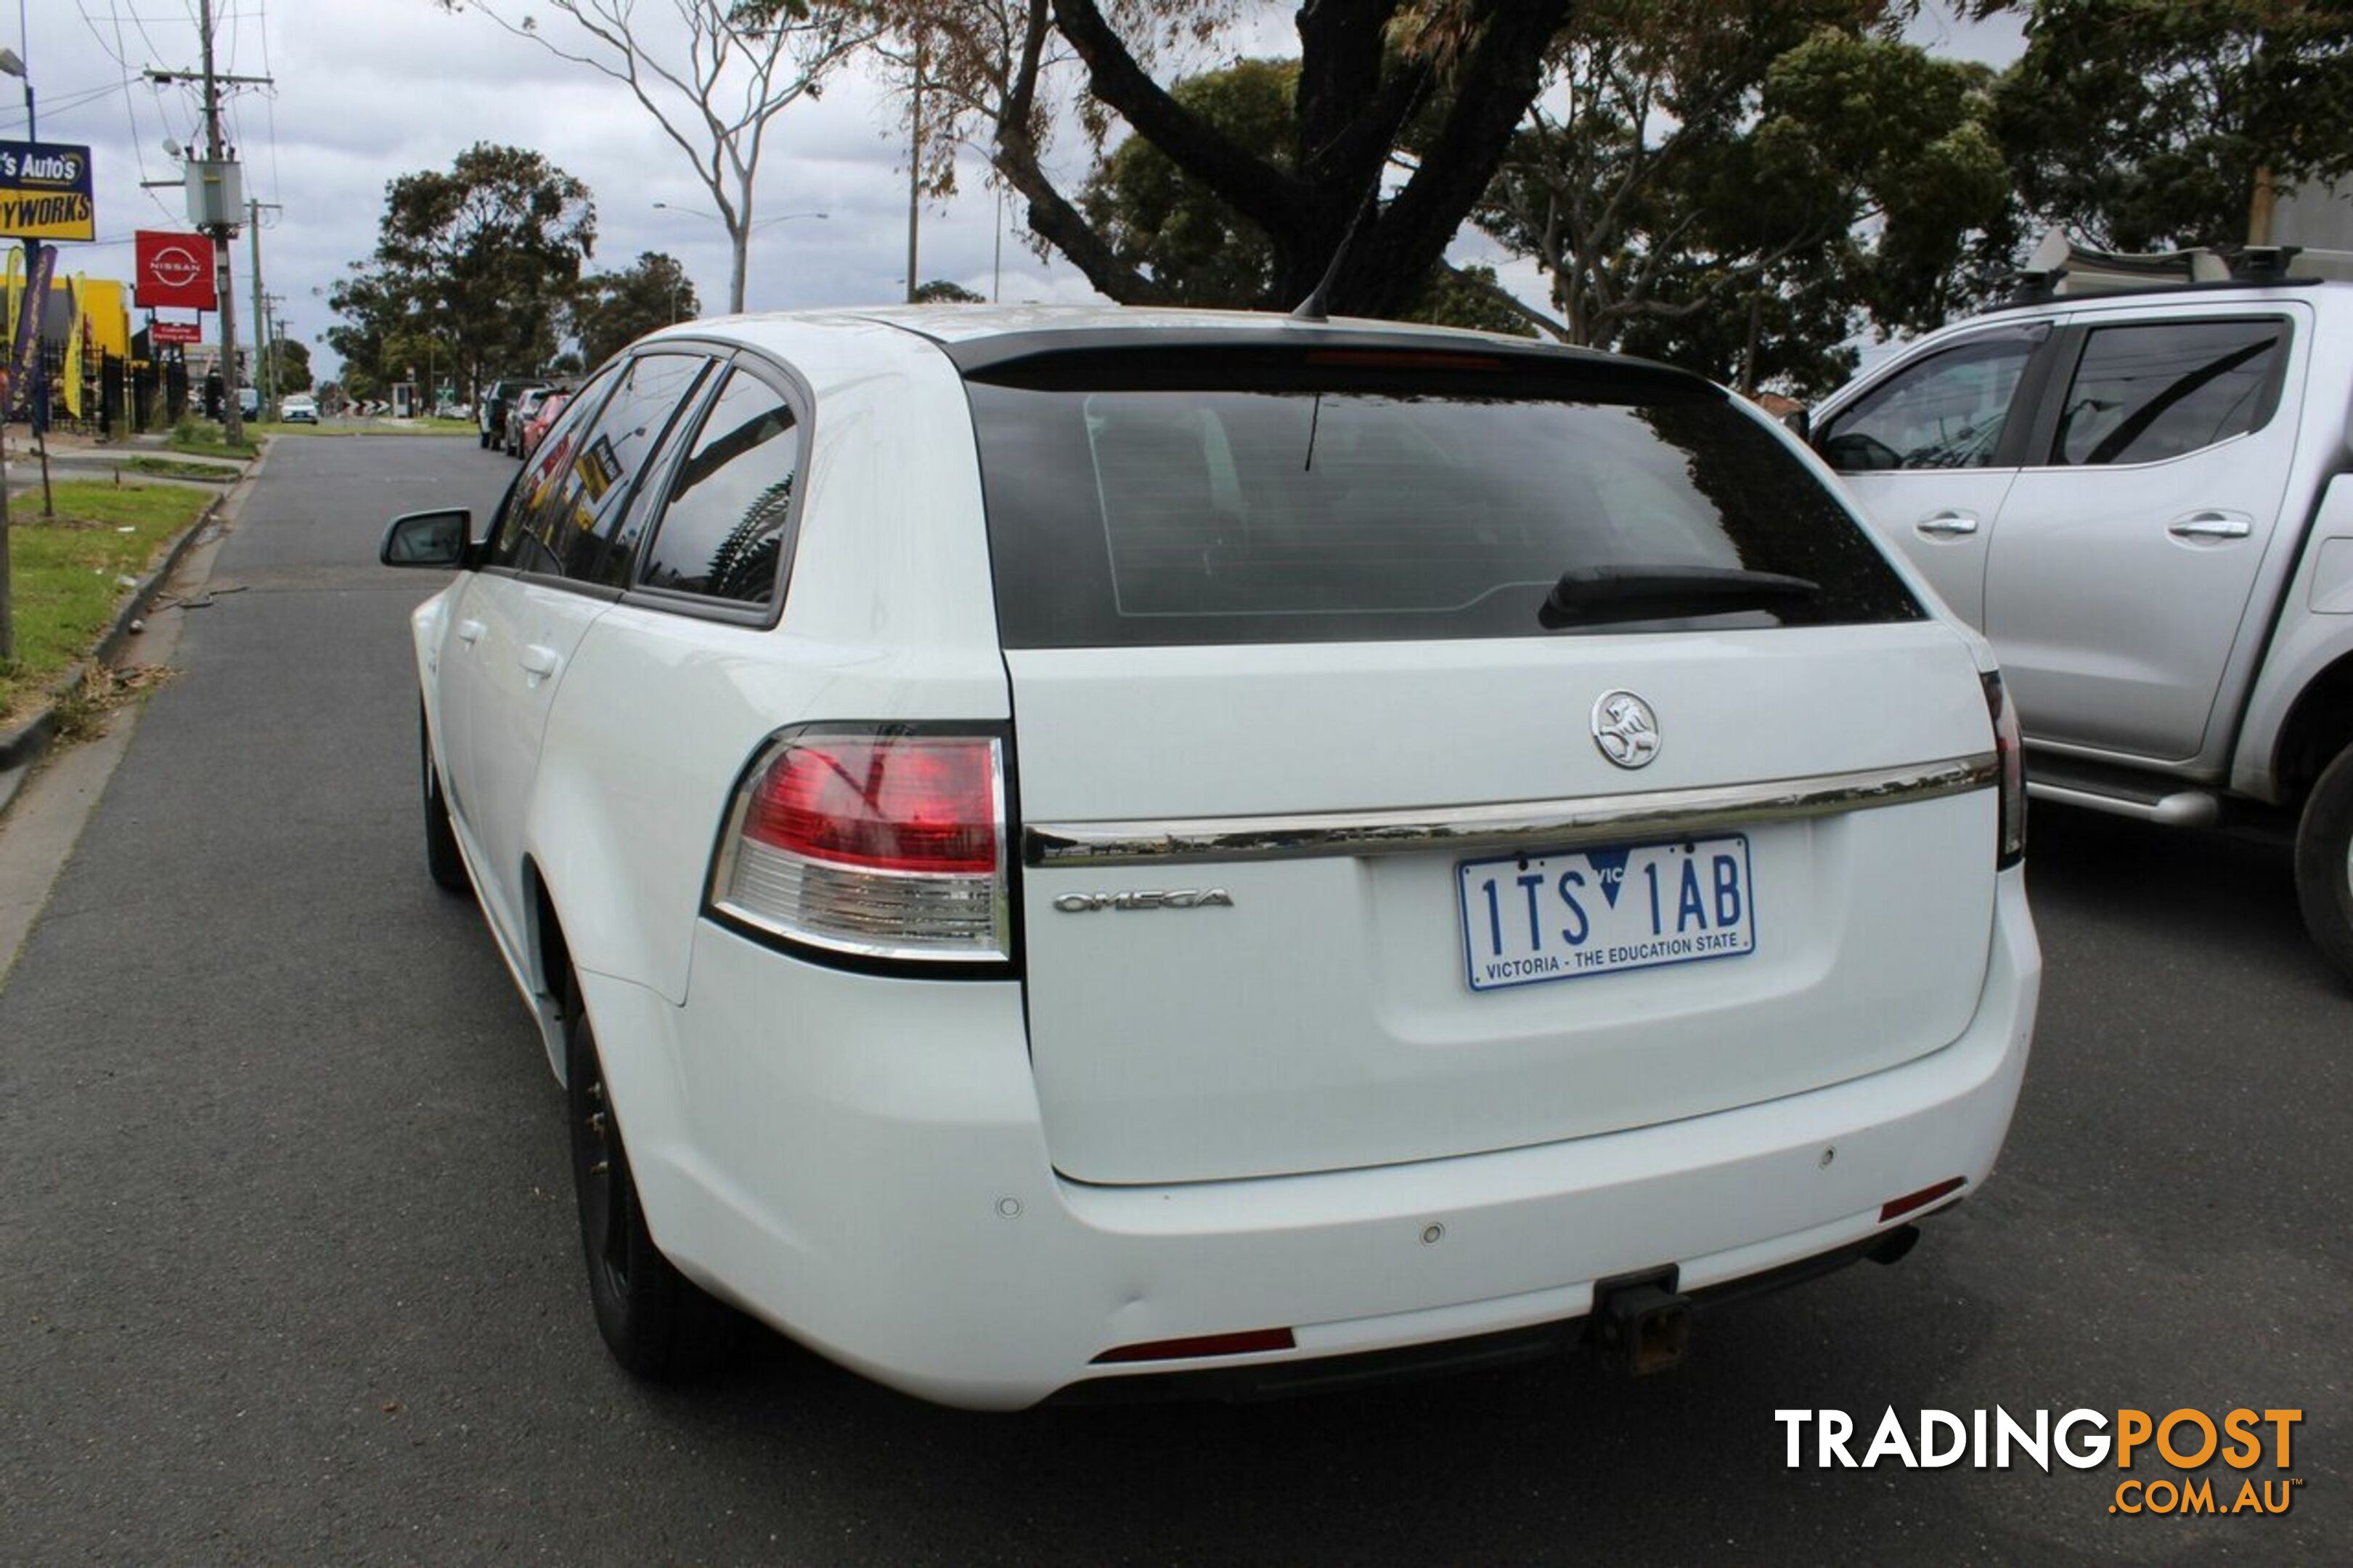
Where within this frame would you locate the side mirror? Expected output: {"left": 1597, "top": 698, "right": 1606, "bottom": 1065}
{"left": 1781, "top": 407, "right": 1811, "bottom": 443}
{"left": 380, "top": 508, "right": 473, "bottom": 568}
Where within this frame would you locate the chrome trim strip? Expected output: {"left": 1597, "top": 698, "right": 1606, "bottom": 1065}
{"left": 1024, "top": 753, "right": 2000, "bottom": 868}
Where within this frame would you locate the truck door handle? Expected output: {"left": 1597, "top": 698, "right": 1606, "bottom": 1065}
{"left": 518, "top": 645, "right": 560, "bottom": 680}
{"left": 1914, "top": 511, "right": 1979, "bottom": 536}
{"left": 457, "top": 618, "right": 485, "bottom": 645}
{"left": 2168, "top": 513, "right": 2252, "bottom": 541}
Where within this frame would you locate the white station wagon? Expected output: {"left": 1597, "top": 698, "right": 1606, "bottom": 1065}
{"left": 380, "top": 307, "right": 2041, "bottom": 1408}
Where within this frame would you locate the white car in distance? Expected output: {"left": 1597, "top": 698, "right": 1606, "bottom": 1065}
{"left": 379, "top": 307, "right": 2041, "bottom": 1410}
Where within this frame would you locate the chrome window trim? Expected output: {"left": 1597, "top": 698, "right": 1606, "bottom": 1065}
{"left": 1023, "top": 753, "right": 1999, "bottom": 868}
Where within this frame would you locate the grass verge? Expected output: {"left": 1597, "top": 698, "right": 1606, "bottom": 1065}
{"left": 128, "top": 457, "right": 240, "bottom": 483}
{"left": 166, "top": 419, "right": 260, "bottom": 461}
{"left": 221, "top": 416, "right": 473, "bottom": 438}
{"left": 0, "top": 481, "right": 211, "bottom": 724}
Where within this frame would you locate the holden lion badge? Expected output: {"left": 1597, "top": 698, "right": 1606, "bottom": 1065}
{"left": 1591, "top": 690, "right": 1660, "bottom": 769}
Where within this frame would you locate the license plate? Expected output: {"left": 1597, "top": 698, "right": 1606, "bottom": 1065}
{"left": 1458, "top": 836, "right": 1756, "bottom": 992}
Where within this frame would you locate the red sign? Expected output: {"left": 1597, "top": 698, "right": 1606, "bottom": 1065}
{"left": 135, "top": 229, "right": 216, "bottom": 309}
{"left": 150, "top": 321, "right": 202, "bottom": 345}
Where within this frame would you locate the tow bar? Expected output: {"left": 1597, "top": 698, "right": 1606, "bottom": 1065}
{"left": 1591, "top": 1270, "right": 1692, "bottom": 1376}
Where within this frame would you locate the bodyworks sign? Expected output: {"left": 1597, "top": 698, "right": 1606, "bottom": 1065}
{"left": 0, "top": 142, "right": 96, "bottom": 242}
{"left": 135, "top": 230, "right": 217, "bottom": 310}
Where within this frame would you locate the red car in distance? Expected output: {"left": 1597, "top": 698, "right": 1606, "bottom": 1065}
{"left": 519, "top": 389, "right": 573, "bottom": 462}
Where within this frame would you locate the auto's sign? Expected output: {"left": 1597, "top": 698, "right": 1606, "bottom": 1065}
{"left": 135, "top": 229, "right": 217, "bottom": 309}
{"left": 0, "top": 141, "right": 96, "bottom": 242}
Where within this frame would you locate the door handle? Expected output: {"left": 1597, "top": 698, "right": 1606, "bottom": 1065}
{"left": 456, "top": 618, "right": 485, "bottom": 645}
{"left": 1914, "top": 511, "right": 1979, "bottom": 536}
{"left": 2167, "top": 513, "right": 2252, "bottom": 541}
{"left": 519, "top": 645, "right": 560, "bottom": 680}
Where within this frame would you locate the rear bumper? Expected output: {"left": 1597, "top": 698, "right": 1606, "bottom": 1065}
{"left": 578, "top": 870, "right": 2037, "bottom": 1410}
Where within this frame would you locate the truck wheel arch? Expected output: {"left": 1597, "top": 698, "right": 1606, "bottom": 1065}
{"left": 2273, "top": 652, "right": 2353, "bottom": 805}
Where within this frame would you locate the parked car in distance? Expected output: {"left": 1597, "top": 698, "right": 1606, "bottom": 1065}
{"left": 380, "top": 306, "right": 2039, "bottom": 1409}
{"left": 518, "top": 388, "right": 571, "bottom": 462}
{"left": 505, "top": 385, "right": 560, "bottom": 457}
{"left": 280, "top": 393, "right": 319, "bottom": 425}
{"left": 479, "top": 379, "right": 547, "bottom": 452}
{"left": 1809, "top": 233, "right": 2353, "bottom": 986}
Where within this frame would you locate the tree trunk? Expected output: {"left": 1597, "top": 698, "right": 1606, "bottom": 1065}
{"left": 1050, "top": 0, "right": 1573, "bottom": 319}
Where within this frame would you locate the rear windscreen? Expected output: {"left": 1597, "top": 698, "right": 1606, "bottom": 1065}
{"left": 963, "top": 354, "right": 1922, "bottom": 648}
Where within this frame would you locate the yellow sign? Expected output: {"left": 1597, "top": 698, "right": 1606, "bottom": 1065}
{"left": 0, "top": 142, "right": 97, "bottom": 242}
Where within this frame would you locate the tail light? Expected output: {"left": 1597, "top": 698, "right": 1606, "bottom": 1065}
{"left": 1983, "top": 672, "right": 2026, "bottom": 868}
{"left": 710, "top": 726, "right": 1010, "bottom": 963}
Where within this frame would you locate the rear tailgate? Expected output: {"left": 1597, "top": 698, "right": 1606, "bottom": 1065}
{"left": 1011, "top": 630, "right": 1994, "bottom": 1184}
{"left": 961, "top": 338, "right": 2001, "bottom": 1185}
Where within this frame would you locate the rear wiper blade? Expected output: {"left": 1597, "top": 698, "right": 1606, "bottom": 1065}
{"left": 1541, "top": 565, "right": 1820, "bottom": 629}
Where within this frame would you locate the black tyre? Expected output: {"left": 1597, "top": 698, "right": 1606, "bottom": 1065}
{"left": 420, "top": 707, "right": 469, "bottom": 894}
{"left": 2293, "top": 744, "right": 2353, "bottom": 988}
{"left": 566, "top": 973, "right": 729, "bottom": 1377}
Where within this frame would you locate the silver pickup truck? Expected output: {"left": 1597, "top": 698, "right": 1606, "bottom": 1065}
{"left": 1811, "top": 241, "right": 2353, "bottom": 986}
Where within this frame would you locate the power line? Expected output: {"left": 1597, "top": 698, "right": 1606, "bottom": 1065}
{"left": 0, "top": 78, "right": 129, "bottom": 124}
{"left": 76, "top": 0, "right": 184, "bottom": 221}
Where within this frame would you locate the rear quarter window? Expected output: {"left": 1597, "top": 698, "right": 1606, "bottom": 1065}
{"left": 963, "top": 350, "right": 1922, "bottom": 648}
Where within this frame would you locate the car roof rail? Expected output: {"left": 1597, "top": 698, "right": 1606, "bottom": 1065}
{"left": 1992, "top": 228, "right": 2353, "bottom": 308}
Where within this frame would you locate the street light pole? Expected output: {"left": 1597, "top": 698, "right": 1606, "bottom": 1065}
{"left": 650, "top": 204, "right": 826, "bottom": 314}
{"left": 0, "top": 45, "right": 22, "bottom": 656}
{"left": 0, "top": 44, "right": 51, "bottom": 520}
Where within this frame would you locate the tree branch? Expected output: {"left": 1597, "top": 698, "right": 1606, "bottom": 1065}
{"left": 1048, "top": 0, "right": 1308, "bottom": 236}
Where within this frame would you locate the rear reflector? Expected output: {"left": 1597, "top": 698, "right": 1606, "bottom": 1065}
{"left": 1091, "top": 1327, "right": 1297, "bottom": 1365}
{"left": 1983, "top": 671, "right": 2026, "bottom": 868}
{"left": 711, "top": 727, "right": 1009, "bottom": 963}
{"left": 1880, "top": 1177, "right": 1966, "bottom": 1222}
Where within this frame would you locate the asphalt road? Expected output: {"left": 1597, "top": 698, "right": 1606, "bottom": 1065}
{"left": 3, "top": 435, "right": 2346, "bottom": 1564}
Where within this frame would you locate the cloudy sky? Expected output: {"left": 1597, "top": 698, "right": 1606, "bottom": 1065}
{"left": 10, "top": 2, "right": 2024, "bottom": 383}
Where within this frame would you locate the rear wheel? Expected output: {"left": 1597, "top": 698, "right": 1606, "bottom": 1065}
{"left": 420, "top": 708, "right": 468, "bottom": 894}
{"left": 566, "top": 972, "right": 729, "bottom": 1377}
{"left": 2293, "top": 745, "right": 2353, "bottom": 988}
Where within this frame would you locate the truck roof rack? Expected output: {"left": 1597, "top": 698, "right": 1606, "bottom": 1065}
{"left": 1994, "top": 228, "right": 2353, "bottom": 308}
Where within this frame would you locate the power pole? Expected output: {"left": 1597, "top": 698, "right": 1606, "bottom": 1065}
{"left": 148, "top": 2, "right": 269, "bottom": 445}
{"left": 263, "top": 292, "right": 288, "bottom": 403}
{"left": 199, "top": 0, "right": 240, "bottom": 444}
{"left": 247, "top": 197, "right": 280, "bottom": 420}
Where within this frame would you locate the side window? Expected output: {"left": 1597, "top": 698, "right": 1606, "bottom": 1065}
{"left": 491, "top": 364, "right": 619, "bottom": 574}
{"left": 543, "top": 352, "right": 713, "bottom": 581}
{"left": 595, "top": 361, "right": 723, "bottom": 591}
{"left": 1820, "top": 336, "right": 2036, "bottom": 473}
{"left": 637, "top": 369, "right": 804, "bottom": 606}
{"left": 2050, "top": 319, "right": 2285, "bottom": 467}
{"left": 492, "top": 354, "right": 710, "bottom": 582}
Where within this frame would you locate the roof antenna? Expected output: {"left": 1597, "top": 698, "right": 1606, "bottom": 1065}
{"left": 1288, "top": 66, "right": 1431, "bottom": 323}
{"left": 1289, "top": 184, "right": 1379, "bottom": 324}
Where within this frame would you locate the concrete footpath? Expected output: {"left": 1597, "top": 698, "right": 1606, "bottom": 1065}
{"left": 0, "top": 435, "right": 264, "bottom": 812}
{"left": 0, "top": 432, "right": 259, "bottom": 976}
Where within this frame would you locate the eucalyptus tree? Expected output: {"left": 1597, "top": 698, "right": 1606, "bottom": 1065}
{"left": 436, "top": 0, "right": 876, "bottom": 311}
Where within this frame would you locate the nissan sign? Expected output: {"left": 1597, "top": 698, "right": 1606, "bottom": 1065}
{"left": 136, "top": 230, "right": 218, "bottom": 311}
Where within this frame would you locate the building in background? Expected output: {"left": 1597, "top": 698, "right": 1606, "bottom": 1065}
{"left": 2, "top": 261, "right": 158, "bottom": 434}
